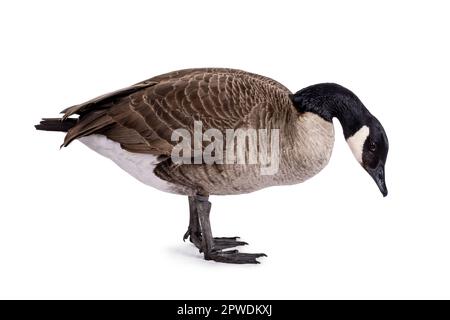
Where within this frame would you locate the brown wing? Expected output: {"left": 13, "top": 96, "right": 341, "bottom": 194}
{"left": 62, "top": 68, "right": 292, "bottom": 155}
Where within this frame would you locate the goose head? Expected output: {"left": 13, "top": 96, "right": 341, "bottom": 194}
{"left": 291, "top": 83, "right": 389, "bottom": 197}
{"left": 346, "top": 116, "right": 389, "bottom": 197}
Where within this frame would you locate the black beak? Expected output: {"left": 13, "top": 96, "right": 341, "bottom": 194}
{"left": 366, "top": 165, "right": 388, "bottom": 197}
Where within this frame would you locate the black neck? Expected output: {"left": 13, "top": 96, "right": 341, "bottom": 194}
{"left": 290, "top": 83, "right": 370, "bottom": 139}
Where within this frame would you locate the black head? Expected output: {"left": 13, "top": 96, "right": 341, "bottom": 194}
{"left": 358, "top": 116, "right": 389, "bottom": 197}
{"left": 291, "top": 83, "right": 389, "bottom": 197}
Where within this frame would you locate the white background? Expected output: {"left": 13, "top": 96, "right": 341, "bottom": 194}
{"left": 1, "top": 0, "right": 449, "bottom": 299}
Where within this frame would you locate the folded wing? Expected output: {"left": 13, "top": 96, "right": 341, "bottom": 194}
{"left": 61, "top": 68, "right": 291, "bottom": 156}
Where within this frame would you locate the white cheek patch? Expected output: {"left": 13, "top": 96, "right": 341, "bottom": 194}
{"left": 346, "top": 125, "right": 370, "bottom": 164}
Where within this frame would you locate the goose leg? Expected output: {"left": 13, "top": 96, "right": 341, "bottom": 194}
{"left": 184, "top": 196, "right": 248, "bottom": 251}
{"left": 183, "top": 196, "right": 202, "bottom": 248}
{"left": 191, "top": 195, "right": 267, "bottom": 264}
{"left": 183, "top": 196, "right": 248, "bottom": 252}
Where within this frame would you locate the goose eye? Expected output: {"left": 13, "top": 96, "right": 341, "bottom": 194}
{"left": 369, "top": 141, "right": 377, "bottom": 152}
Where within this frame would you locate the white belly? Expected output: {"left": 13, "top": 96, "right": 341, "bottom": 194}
{"left": 78, "top": 134, "right": 177, "bottom": 193}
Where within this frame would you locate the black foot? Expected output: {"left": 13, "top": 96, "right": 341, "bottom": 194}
{"left": 184, "top": 231, "right": 248, "bottom": 251}
{"left": 185, "top": 195, "right": 267, "bottom": 264}
{"left": 183, "top": 228, "right": 202, "bottom": 249}
{"left": 205, "top": 250, "right": 267, "bottom": 264}
{"left": 182, "top": 228, "right": 191, "bottom": 241}
{"left": 213, "top": 237, "right": 248, "bottom": 251}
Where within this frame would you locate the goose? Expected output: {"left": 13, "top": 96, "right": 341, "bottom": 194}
{"left": 35, "top": 68, "right": 389, "bottom": 264}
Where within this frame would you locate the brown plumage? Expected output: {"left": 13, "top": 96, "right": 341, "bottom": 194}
{"left": 61, "top": 68, "right": 292, "bottom": 153}
{"left": 47, "top": 68, "right": 334, "bottom": 196}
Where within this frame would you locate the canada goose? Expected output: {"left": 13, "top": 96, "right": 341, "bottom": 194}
{"left": 35, "top": 68, "right": 389, "bottom": 264}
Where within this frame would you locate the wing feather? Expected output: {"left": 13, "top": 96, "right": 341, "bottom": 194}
{"left": 61, "top": 68, "right": 293, "bottom": 156}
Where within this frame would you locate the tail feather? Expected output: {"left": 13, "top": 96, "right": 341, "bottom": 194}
{"left": 35, "top": 118, "right": 77, "bottom": 132}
